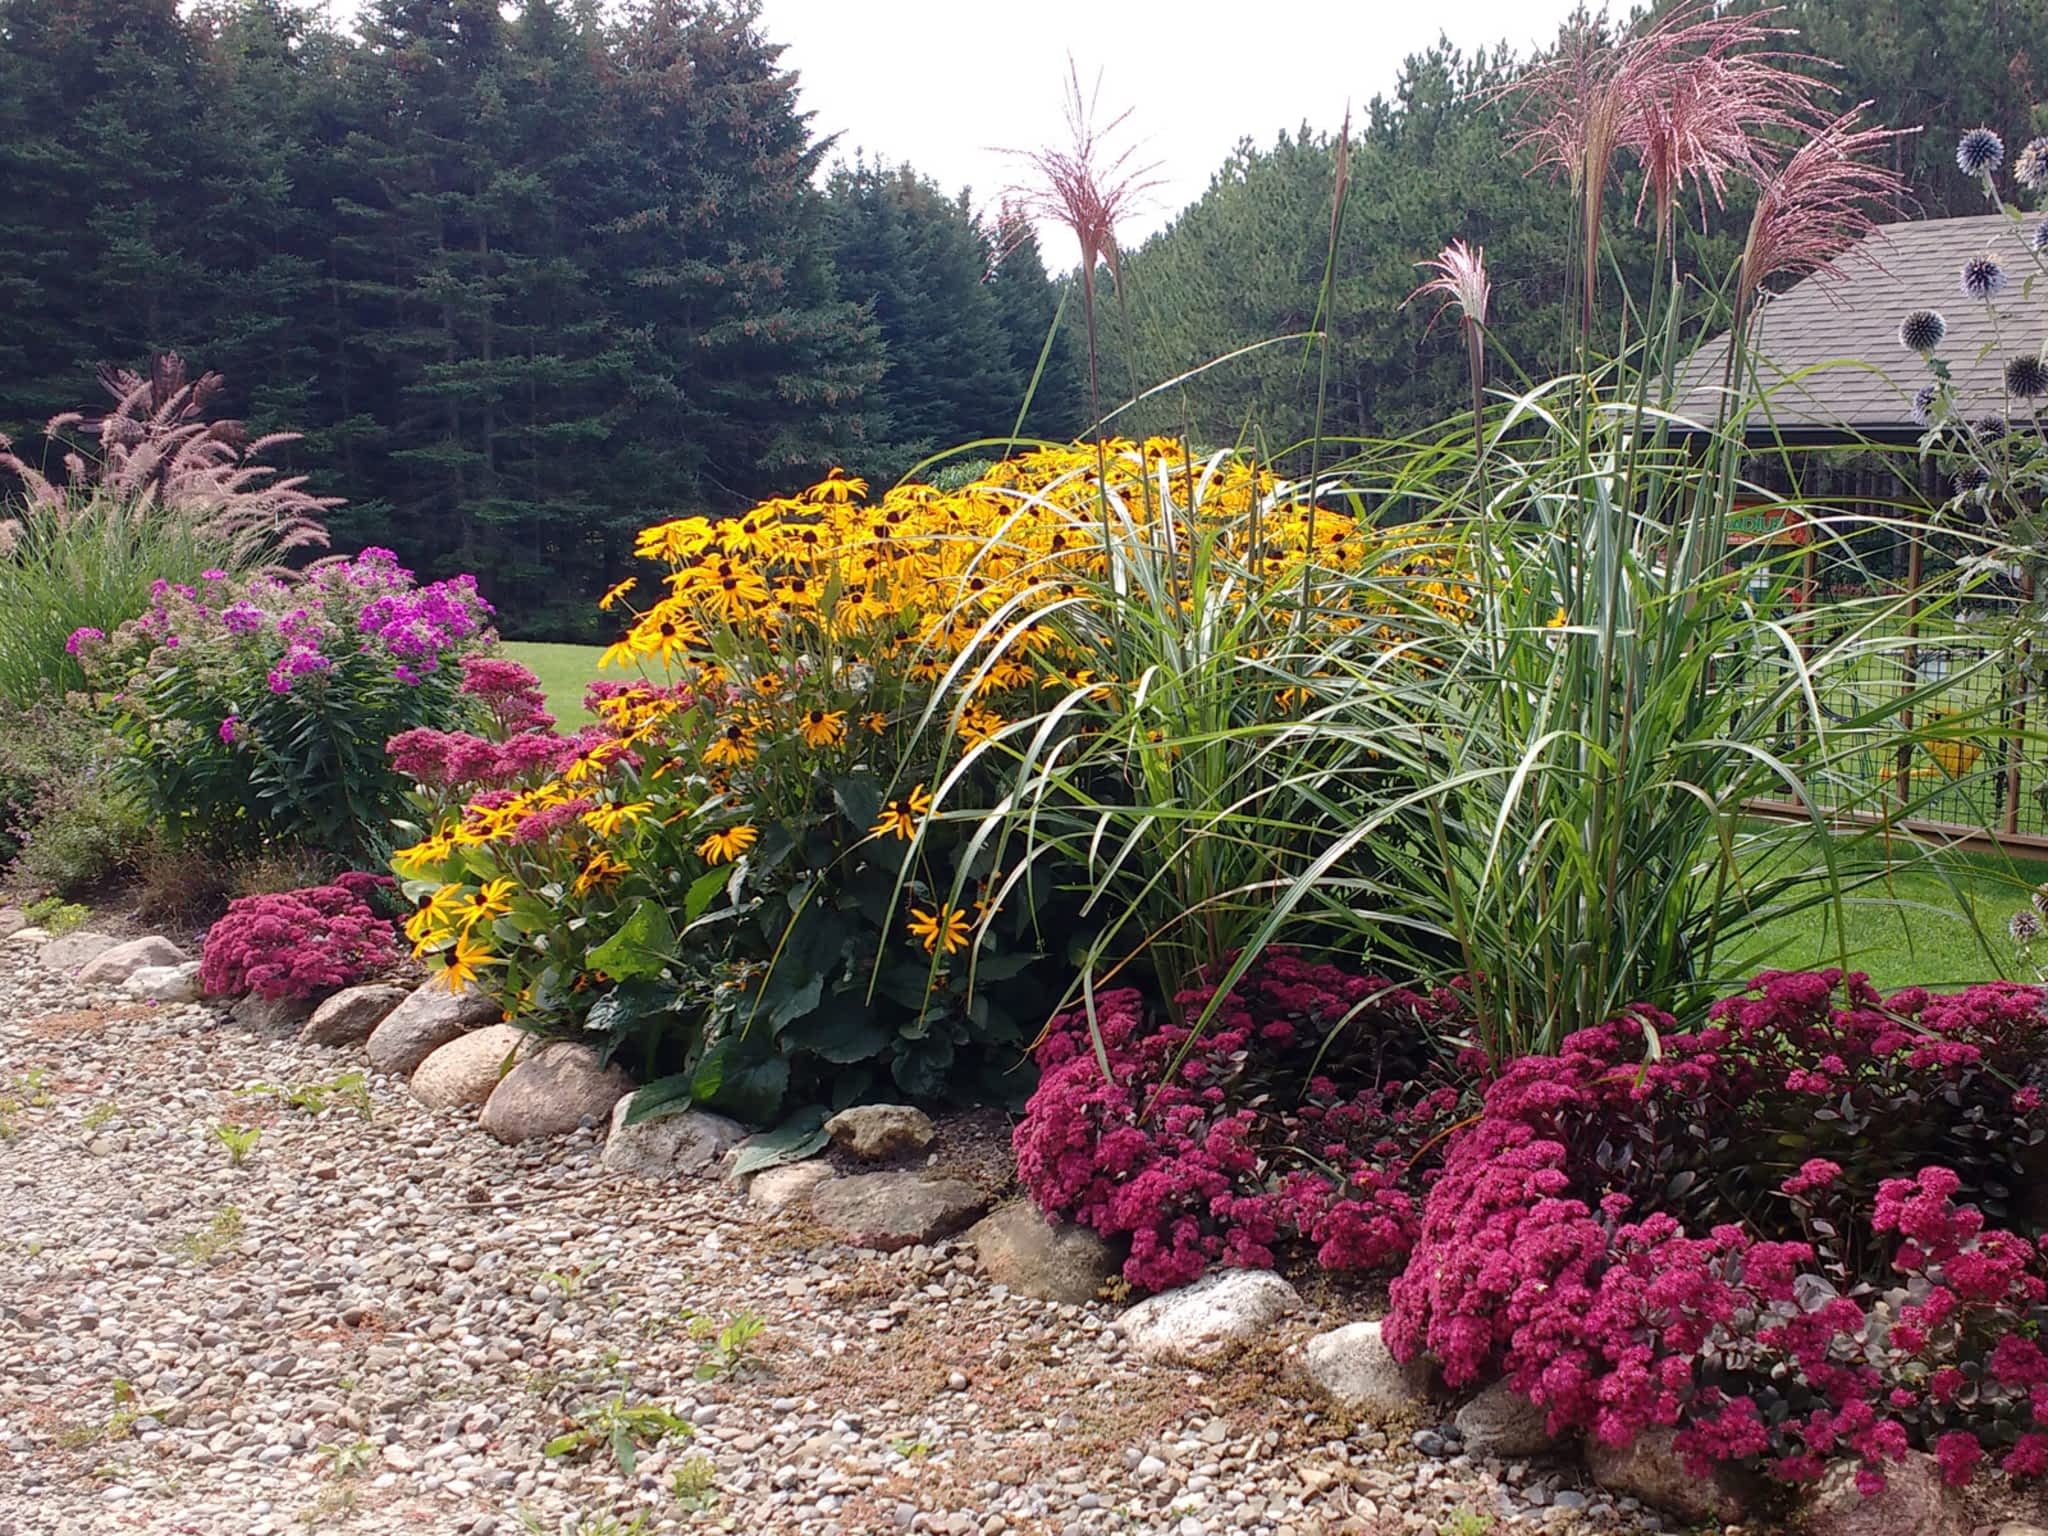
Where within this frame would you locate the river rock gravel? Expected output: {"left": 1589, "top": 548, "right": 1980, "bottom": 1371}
{"left": 0, "top": 939, "right": 1671, "bottom": 1536}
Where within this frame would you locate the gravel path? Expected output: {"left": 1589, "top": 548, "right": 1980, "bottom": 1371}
{"left": 0, "top": 941, "right": 1660, "bottom": 1536}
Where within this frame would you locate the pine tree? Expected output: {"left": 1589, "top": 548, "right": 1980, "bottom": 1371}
{"left": 599, "top": 0, "right": 881, "bottom": 507}
{"left": 824, "top": 160, "right": 1022, "bottom": 478}
{"left": 989, "top": 212, "right": 1087, "bottom": 444}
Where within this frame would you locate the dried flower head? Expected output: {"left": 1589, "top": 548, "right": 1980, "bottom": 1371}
{"left": 1957, "top": 127, "right": 2006, "bottom": 177}
{"left": 2007, "top": 354, "right": 2048, "bottom": 400}
{"left": 0, "top": 354, "right": 335, "bottom": 562}
{"left": 2012, "top": 907, "right": 2043, "bottom": 946}
{"left": 2018, "top": 136, "right": 2048, "bottom": 191}
{"left": 1961, "top": 254, "right": 2007, "bottom": 300}
{"left": 2032, "top": 880, "right": 2048, "bottom": 916}
{"left": 1899, "top": 309, "right": 1948, "bottom": 353}
{"left": 1912, "top": 382, "right": 1940, "bottom": 427}
{"left": 1007, "top": 62, "right": 1158, "bottom": 287}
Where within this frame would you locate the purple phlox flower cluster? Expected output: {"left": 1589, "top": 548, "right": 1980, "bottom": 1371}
{"left": 65, "top": 626, "right": 104, "bottom": 655}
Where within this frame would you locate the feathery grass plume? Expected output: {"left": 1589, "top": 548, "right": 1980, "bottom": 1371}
{"left": 0, "top": 354, "right": 335, "bottom": 562}
{"left": 1006, "top": 62, "right": 1160, "bottom": 436}
{"left": 1735, "top": 107, "right": 1909, "bottom": 322}
{"left": 1407, "top": 240, "right": 1492, "bottom": 464}
{"left": 1504, "top": 3, "right": 1826, "bottom": 332}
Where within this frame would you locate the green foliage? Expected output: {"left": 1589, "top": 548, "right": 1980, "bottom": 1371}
{"left": 0, "top": 494, "right": 254, "bottom": 710}
{"left": 174, "top": 1205, "right": 244, "bottom": 1264}
{"left": 0, "top": 702, "right": 144, "bottom": 893}
{"left": 690, "top": 1311, "right": 765, "bottom": 1382}
{"left": 75, "top": 552, "right": 490, "bottom": 861}
{"left": 542, "top": 1390, "right": 692, "bottom": 1478}
{"left": 212, "top": 1122, "right": 260, "bottom": 1166}
{"left": 21, "top": 897, "right": 89, "bottom": 936}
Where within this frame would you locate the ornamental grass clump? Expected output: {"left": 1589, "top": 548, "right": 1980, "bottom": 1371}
{"left": 73, "top": 548, "right": 495, "bottom": 861}
{"left": 198, "top": 874, "right": 399, "bottom": 1001}
{"left": 1384, "top": 971, "right": 2048, "bottom": 1495}
{"left": 1015, "top": 951, "right": 1475, "bottom": 1291}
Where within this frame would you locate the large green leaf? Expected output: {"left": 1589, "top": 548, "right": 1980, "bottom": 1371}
{"left": 727, "top": 1105, "right": 829, "bottom": 1178}
{"left": 586, "top": 898, "right": 675, "bottom": 981}
{"left": 682, "top": 863, "right": 731, "bottom": 922}
{"left": 621, "top": 1072, "right": 695, "bottom": 1126}
{"left": 690, "top": 1040, "right": 790, "bottom": 1122}
{"left": 781, "top": 995, "right": 891, "bottom": 1063}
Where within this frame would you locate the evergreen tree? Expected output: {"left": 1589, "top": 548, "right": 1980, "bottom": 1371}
{"left": 824, "top": 159, "right": 1021, "bottom": 478}
{"left": 989, "top": 212, "right": 1087, "bottom": 443}
{"left": 599, "top": 0, "right": 880, "bottom": 508}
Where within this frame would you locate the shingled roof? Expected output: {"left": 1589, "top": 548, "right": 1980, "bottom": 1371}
{"left": 1677, "top": 212, "right": 2048, "bottom": 439}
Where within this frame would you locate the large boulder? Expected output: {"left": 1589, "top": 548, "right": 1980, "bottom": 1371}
{"left": 300, "top": 983, "right": 411, "bottom": 1048}
{"left": 1804, "top": 1451, "right": 1960, "bottom": 1536}
{"left": 230, "top": 991, "right": 315, "bottom": 1033}
{"left": 1586, "top": 1427, "right": 1758, "bottom": 1525}
{"left": 824, "top": 1104, "right": 935, "bottom": 1160}
{"left": 42, "top": 931, "right": 118, "bottom": 971}
{"left": 123, "top": 962, "right": 203, "bottom": 1004}
{"left": 602, "top": 1097, "right": 746, "bottom": 1181}
{"left": 77, "top": 935, "right": 189, "bottom": 988}
{"left": 0, "top": 907, "right": 25, "bottom": 940}
{"left": 807, "top": 1171, "right": 987, "bottom": 1252}
{"left": 964, "top": 1203, "right": 1117, "bottom": 1304}
{"left": 410, "top": 1024, "right": 530, "bottom": 1111}
{"left": 1117, "top": 1269, "right": 1300, "bottom": 1363}
{"left": 479, "top": 1043, "right": 631, "bottom": 1143}
{"left": 749, "top": 1162, "right": 836, "bottom": 1211}
{"left": 1453, "top": 1382, "right": 1558, "bottom": 1459}
{"left": 365, "top": 980, "right": 500, "bottom": 1076}
{"left": 1304, "top": 1321, "right": 1435, "bottom": 1419}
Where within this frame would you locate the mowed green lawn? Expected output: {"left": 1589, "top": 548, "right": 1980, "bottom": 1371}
{"left": 499, "top": 636, "right": 2046, "bottom": 994}
{"left": 1736, "top": 846, "right": 2048, "bottom": 993}
{"left": 501, "top": 640, "right": 606, "bottom": 724}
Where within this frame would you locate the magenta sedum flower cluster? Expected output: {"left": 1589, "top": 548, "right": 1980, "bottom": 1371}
{"left": 1381, "top": 970, "right": 2048, "bottom": 1494}
{"left": 198, "top": 874, "right": 399, "bottom": 1001}
{"left": 1014, "top": 952, "right": 1475, "bottom": 1291}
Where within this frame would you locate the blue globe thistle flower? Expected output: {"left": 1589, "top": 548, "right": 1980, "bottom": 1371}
{"left": 1974, "top": 414, "right": 2009, "bottom": 442}
{"left": 2019, "top": 137, "right": 2048, "bottom": 191}
{"left": 2009, "top": 354, "right": 2048, "bottom": 399}
{"left": 1962, "top": 255, "right": 2008, "bottom": 300}
{"left": 1953, "top": 463, "right": 1992, "bottom": 498}
{"left": 1899, "top": 309, "right": 1947, "bottom": 352}
{"left": 1912, "top": 383, "right": 1939, "bottom": 427}
{"left": 2035, "top": 221, "right": 2048, "bottom": 253}
{"left": 1958, "top": 128, "right": 2006, "bottom": 176}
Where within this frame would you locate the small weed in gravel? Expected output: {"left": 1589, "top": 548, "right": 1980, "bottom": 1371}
{"left": 669, "top": 1453, "right": 718, "bottom": 1512}
{"left": 689, "top": 1311, "right": 764, "bottom": 1381}
{"left": 211, "top": 1122, "right": 260, "bottom": 1165}
{"left": 243, "top": 1072, "right": 373, "bottom": 1119}
{"left": 78, "top": 1103, "right": 116, "bottom": 1132}
{"left": 174, "top": 1205, "right": 244, "bottom": 1263}
{"left": 542, "top": 1389, "right": 692, "bottom": 1477}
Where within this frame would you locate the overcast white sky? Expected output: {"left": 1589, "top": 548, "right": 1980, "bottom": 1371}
{"left": 762, "top": 0, "right": 1589, "bottom": 248}
{"left": 304, "top": 1, "right": 1596, "bottom": 245}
